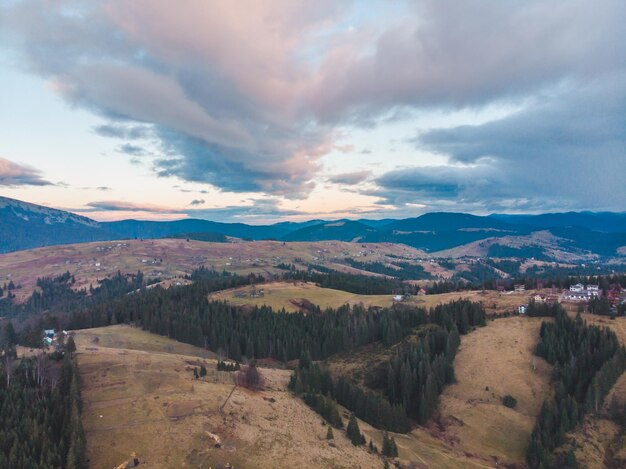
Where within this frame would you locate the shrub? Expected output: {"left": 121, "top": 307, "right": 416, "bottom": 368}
{"left": 502, "top": 394, "right": 517, "bottom": 409}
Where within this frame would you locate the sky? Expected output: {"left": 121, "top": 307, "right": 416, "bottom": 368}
{"left": 0, "top": 0, "right": 624, "bottom": 223}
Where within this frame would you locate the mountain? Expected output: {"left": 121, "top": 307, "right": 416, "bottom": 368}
{"left": 385, "top": 212, "right": 528, "bottom": 233}
{"left": 490, "top": 212, "right": 626, "bottom": 233}
{"left": 0, "top": 196, "right": 114, "bottom": 253}
{"left": 282, "top": 219, "right": 375, "bottom": 242}
{"left": 0, "top": 195, "right": 624, "bottom": 259}
{"left": 104, "top": 218, "right": 298, "bottom": 241}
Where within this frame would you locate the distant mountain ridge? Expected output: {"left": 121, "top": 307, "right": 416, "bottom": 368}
{"left": 0, "top": 195, "right": 625, "bottom": 259}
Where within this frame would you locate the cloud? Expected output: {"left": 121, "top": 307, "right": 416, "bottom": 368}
{"left": 188, "top": 198, "right": 205, "bottom": 206}
{"left": 94, "top": 124, "right": 151, "bottom": 140}
{"left": 0, "top": 158, "right": 52, "bottom": 186}
{"left": 85, "top": 200, "right": 179, "bottom": 213}
{"left": 308, "top": 0, "right": 626, "bottom": 120}
{"left": 116, "top": 144, "right": 148, "bottom": 157}
{"left": 328, "top": 170, "right": 372, "bottom": 185}
{"left": 184, "top": 198, "right": 306, "bottom": 223}
{"left": 373, "top": 76, "right": 626, "bottom": 213}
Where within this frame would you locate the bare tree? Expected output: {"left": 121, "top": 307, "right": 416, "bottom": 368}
{"left": 4, "top": 353, "right": 14, "bottom": 387}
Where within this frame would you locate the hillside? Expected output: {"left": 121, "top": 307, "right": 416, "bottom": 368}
{"left": 0, "top": 238, "right": 428, "bottom": 302}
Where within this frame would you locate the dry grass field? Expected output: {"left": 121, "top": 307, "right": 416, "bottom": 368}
{"left": 74, "top": 325, "right": 384, "bottom": 469}
{"left": 209, "top": 281, "right": 536, "bottom": 315}
{"left": 209, "top": 281, "right": 395, "bottom": 312}
{"left": 436, "top": 316, "right": 553, "bottom": 466}
{"left": 405, "top": 289, "right": 534, "bottom": 315}
{"left": 0, "top": 238, "right": 431, "bottom": 302}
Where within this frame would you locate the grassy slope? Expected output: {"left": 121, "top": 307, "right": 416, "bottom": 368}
{"left": 209, "top": 281, "right": 395, "bottom": 312}
{"left": 74, "top": 325, "right": 384, "bottom": 469}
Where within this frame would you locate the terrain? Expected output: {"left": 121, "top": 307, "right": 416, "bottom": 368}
{"left": 2, "top": 195, "right": 625, "bottom": 261}
{"left": 0, "top": 238, "right": 428, "bottom": 302}
{"left": 74, "top": 325, "right": 384, "bottom": 469}
{"left": 210, "top": 281, "right": 536, "bottom": 315}
{"left": 325, "top": 316, "right": 554, "bottom": 467}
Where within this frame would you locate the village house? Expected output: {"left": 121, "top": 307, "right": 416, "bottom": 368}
{"left": 560, "top": 291, "right": 589, "bottom": 302}
{"left": 514, "top": 284, "right": 526, "bottom": 292}
{"left": 518, "top": 304, "right": 528, "bottom": 314}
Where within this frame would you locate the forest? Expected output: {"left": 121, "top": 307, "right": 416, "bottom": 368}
{"left": 0, "top": 349, "right": 85, "bottom": 468}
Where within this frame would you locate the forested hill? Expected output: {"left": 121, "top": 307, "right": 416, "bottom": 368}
{"left": 1, "top": 195, "right": 625, "bottom": 259}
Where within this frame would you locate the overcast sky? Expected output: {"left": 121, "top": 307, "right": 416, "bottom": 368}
{"left": 0, "top": 0, "right": 624, "bottom": 223}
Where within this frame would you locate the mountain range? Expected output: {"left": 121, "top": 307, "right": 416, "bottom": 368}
{"left": 1, "top": 195, "right": 625, "bottom": 259}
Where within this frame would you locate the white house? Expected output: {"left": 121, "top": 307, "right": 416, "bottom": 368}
{"left": 518, "top": 304, "right": 528, "bottom": 314}
{"left": 570, "top": 283, "right": 585, "bottom": 293}
{"left": 393, "top": 295, "right": 404, "bottom": 302}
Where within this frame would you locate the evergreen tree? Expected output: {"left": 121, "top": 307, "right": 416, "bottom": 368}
{"left": 326, "top": 426, "right": 334, "bottom": 440}
{"left": 346, "top": 413, "right": 365, "bottom": 446}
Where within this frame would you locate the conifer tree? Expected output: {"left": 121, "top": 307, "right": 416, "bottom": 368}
{"left": 346, "top": 413, "right": 365, "bottom": 446}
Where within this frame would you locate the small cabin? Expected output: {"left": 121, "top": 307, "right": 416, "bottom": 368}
{"left": 518, "top": 304, "right": 528, "bottom": 315}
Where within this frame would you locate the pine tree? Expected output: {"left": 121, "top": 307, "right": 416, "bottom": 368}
{"left": 346, "top": 413, "right": 364, "bottom": 446}
{"left": 326, "top": 426, "right": 334, "bottom": 440}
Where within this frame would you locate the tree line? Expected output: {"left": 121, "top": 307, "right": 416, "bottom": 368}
{"left": 0, "top": 353, "right": 85, "bottom": 468}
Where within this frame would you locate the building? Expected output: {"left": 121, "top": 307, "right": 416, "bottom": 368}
{"left": 533, "top": 294, "right": 547, "bottom": 303}
{"left": 514, "top": 284, "right": 526, "bottom": 292}
{"left": 561, "top": 291, "right": 589, "bottom": 302}
{"left": 393, "top": 295, "right": 404, "bottom": 302}
{"left": 570, "top": 283, "right": 585, "bottom": 293}
{"left": 586, "top": 284, "right": 600, "bottom": 297}
{"left": 518, "top": 304, "right": 528, "bottom": 314}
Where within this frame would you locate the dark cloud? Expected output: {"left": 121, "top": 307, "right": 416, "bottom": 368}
{"left": 328, "top": 171, "right": 372, "bottom": 185}
{"left": 374, "top": 77, "right": 626, "bottom": 212}
{"left": 0, "top": 158, "right": 52, "bottom": 186}
{"left": 188, "top": 198, "right": 205, "bottom": 206}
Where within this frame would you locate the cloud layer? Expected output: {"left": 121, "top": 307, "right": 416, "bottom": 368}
{"left": 1, "top": 1, "right": 625, "bottom": 215}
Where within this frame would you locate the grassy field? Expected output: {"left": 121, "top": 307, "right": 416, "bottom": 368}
{"left": 437, "top": 316, "right": 553, "bottom": 465}
{"left": 209, "top": 280, "right": 537, "bottom": 315}
{"left": 74, "top": 325, "right": 384, "bottom": 469}
{"left": 74, "top": 324, "right": 215, "bottom": 358}
{"left": 209, "top": 281, "right": 395, "bottom": 312}
{"left": 0, "top": 238, "right": 431, "bottom": 302}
